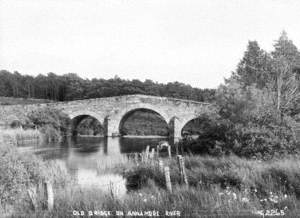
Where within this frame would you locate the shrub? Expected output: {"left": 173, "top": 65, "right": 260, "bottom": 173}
{"left": 26, "top": 107, "right": 70, "bottom": 142}
{"left": 180, "top": 81, "right": 299, "bottom": 159}
{"left": 40, "top": 125, "right": 62, "bottom": 143}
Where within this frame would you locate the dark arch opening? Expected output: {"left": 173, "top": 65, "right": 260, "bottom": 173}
{"left": 181, "top": 117, "right": 209, "bottom": 138}
{"left": 71, "top": 115, "right": 104, "bottom": 137}
{"left": 180, "top": 115, "right": 225, "bottom": 155}
{"left": 119, "top": 108, "right": 169, "bottom": 136}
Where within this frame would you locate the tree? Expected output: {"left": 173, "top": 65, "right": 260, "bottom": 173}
{"left": 62, "top": 73, "right": 85, "bottom": 100}
{"left": 0, "top": 70, "right": 216, "bottom": 102}
{"left": 231, "top": 41, "right": 271, "bottom": 89}
{"left": 272, "top": 31, "right": 300, "bottom": 66}
{"left": 269, "top": 32, "right": 300, "bottom": 118}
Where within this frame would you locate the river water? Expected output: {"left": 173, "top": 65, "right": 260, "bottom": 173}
{"left": 18, "top": 136, "right": 173, "bottom": 196}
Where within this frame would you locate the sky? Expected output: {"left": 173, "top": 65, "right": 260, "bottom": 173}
{"left": 1, "top": 0, "right": 300, "bottom": 89}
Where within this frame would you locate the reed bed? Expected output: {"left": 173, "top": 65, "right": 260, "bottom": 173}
{"left": 0, "top": 128, "right": 42, "bottom": 146}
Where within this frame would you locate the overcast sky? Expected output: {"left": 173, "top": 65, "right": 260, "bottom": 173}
{"left": 1, "top": 0, "right": 300, "bottom": 88}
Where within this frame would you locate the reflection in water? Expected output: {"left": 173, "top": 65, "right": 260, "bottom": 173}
{"left": 19, "top": 136, "right": 172, "bottom": 194}
{"left": 119, "top": 137, "right": 173, "bottom": 153}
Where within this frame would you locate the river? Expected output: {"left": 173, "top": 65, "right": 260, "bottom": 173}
{"left": 18, "top": 136, "right": 173, "bottom": 196}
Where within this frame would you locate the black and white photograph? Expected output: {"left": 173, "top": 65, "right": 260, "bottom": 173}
{"left": 0, "top": 0, "right": 300, "bottom": 217}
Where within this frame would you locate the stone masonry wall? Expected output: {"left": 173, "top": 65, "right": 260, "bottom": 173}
{"left": 0, "top": 94, "right": 214, "bottom": 138}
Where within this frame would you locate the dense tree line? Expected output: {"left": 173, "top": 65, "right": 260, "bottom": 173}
{"left": 0, "top": 71, "right": 215, "bottom": 102}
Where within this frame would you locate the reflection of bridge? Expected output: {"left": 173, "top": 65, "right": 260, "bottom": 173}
{"left": 0, "top": 95, "right": 214, "bottom": 141}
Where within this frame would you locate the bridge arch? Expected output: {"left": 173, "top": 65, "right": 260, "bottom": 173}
{"left": 118, "top": 107, "right": 170, "bottom": 136}
{"left": 106, "top": 103, "right": 171, "bottom": 137}
{"left": 179, "top": 111, "right": 217, "bottom": 137}
{"left": 180, "top": 117, "right": 204, "bottom": 137}
{"left": 68, "top": 111, "right": 105, "bottom": 136}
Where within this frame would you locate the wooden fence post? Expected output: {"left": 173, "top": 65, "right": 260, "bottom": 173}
{"left": 27, "top": 186, "right": 38, "bottom": 211}
{"left": 150, "top": 148, "right": 155, "bottom": 159}
{"left": 177, "top": 155, "right": 181, "bottom": 170}
{"left": 109, "top": 181, "right": 114, "bottom": 199}
{"left": 141, "top": 153, "right": 144, "bottom": 162}
{"left": 167, "top": 145, "right": 171, "bottom": 158}
{"left": 158, "top": 160, "right": 164, "bottom": 172}
{"left": 175, "top": 143, "right": 179, "bottom": 156}
{"left": 182, "top": 157, "right": 188, "bottom": 185}
{"left": 44, "top": 181, "right": 54, "bottom": 210}
{"left": 177, "top": 155, "right": 188, "bottom": 186}
{"left": 134, "top": 153, "right": 139, "bottom": 164}
{"left": 164, "top": 166, "right": 172, "bottom": 192}
{"left": 156, "top": 145, "right": 160, "bottom": 158}
{"left": 150, "top": 148, "right": 155, "bottom": 165}
{"left": 145, "top": 145, "right": 150, "bottom": 162}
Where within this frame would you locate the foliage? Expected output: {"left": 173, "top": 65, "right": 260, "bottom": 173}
{"left": 76, "top": 117, "right": 104, "bottom": 136}
{"left": 121, "top": 111, "right": 169, "bottom": 136}
{"left": 228, "top": 31, "right": 300, "bottom": 117}
{"left": 270, "top": 54, "right": 300, "bottom": 117}
{"left": 216, "top": 80, "right": 297, "bottom": 158}
{"left": 0, "top": 143, "right": 46, "bottom": 211}
{"left": 272, "top": 31, "right": 300, "bottom": 65}
{"left": 180, "top": 113, "right": 232, "bottom": 156}
{"left": 0, "top": 138, "right": 70, "bottom": 215}
{"left": 26, "top": 107, "right": 70, "bottom": 142}
{"left": 182, "top": 32, "right": 300, "bottom": 158}
{"left": 0, "top": 71, "right": 216, "bottom": 102}
{"left": 231, "top": 40, "right": 272, "bottom": 89}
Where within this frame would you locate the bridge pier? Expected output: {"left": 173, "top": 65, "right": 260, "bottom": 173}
{"left": 105, "top": 117, "right": 120, "bottom": 137}
{"left": 169, "top": 117, "right": 182, "bottom": 143}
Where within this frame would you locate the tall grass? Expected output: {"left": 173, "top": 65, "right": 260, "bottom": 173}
{"left": 0, "top": 128, "right": 42, "bottom": 146}
{"left": 0, "top": 139, "right": 69, "bottom": 216}
{"left": 18, "top": 180, "right": 300, "bottom": 218}
{"left": 122, "top": 155, "right": 300, "bottom": 198}
{"left": 4, "top": 143, "right": 300, "bottom": 217}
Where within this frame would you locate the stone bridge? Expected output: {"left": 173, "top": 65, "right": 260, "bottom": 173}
{"left": 0, "top": 95, "right": 215, "bottom": 140}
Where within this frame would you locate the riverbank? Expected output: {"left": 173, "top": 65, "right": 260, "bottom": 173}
{"left": 0, "top": 136, "right": 69, "bottom": 216}
{"left": 123, "top": 135, "right": 167, "bottom": 138}
{"left": 11, "top": 149, "right": 300, "bottom": 217}
{"left": 1, "top": 130, "right": 300, "bottom": 217}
